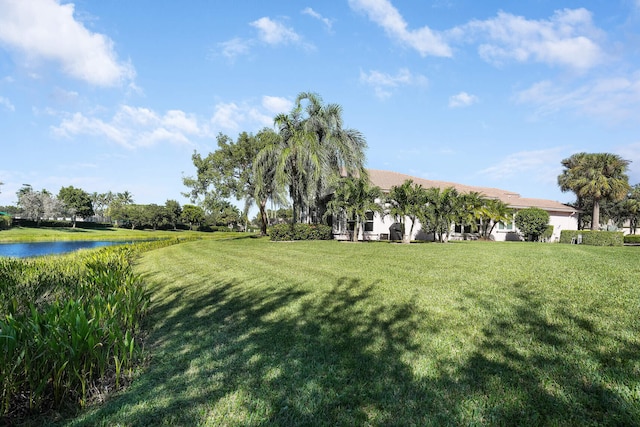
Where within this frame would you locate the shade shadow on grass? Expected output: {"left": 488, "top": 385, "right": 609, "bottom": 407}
{"left": 61, "top": 275, "right": 640, "bottom": 426}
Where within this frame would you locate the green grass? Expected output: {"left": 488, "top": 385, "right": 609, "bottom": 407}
{"left": 59, "top": 239, "right": 640, "bottom": 426}
{"left": 0, "top": 227, "right": 233, "bottom": 243}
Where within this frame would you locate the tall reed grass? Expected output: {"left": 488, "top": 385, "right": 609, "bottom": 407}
{"left": 0, "top": 237, "right": 196, "bottom": 419}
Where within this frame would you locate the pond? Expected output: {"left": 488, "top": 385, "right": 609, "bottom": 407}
{"left": 0, "top": 240, "right": 132, "bottom": 258}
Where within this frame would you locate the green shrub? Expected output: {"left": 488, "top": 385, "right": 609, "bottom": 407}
{"left": 0, "top": 215, "right": 10, "bottom": 230}
{"left": 515, "top": 208, "right": 550, "bottom": 241}
{"left": 269, "top": 223, "right": 333, "bottom": 241}
{"left": 559, "top": 230, "right": 624, "bottom": 246}
{"left": 623, "top": 234, "right": 640, "bottom": 244}
{"left": 540, "top": 225, "right": 554, "bottom": 242}
{"left": 0, "top": 238, "right": 195, "bottom": 418}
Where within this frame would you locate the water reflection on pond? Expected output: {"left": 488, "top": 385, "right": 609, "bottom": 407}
{"left": 0, "top": 241, "right": 132, "bottom": 258}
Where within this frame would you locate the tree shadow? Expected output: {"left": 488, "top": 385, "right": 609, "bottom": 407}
{"left": 60, "top": 275, "right": 640, "bottom": 426}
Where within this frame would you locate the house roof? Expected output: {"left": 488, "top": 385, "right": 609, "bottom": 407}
{"left": 366, "top": 169, "right": 577, "bottom": 213}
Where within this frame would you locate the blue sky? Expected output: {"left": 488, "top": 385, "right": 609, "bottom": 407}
{"left": 1, "top": 0, "right": 640, "bottom": 210}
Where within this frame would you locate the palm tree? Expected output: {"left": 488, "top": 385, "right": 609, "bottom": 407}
{"left": 257, "top": 92, "right": 367, "bottom": 225}
{"left": 612, "top": 184, "right": 640, "bottom": 234}
{"left": 478, "top": 198, "right": 513, "bottom": 239}
{"left": 325, "top": 174, "right": 382, "bottom": 242}
{"left": 558, "top": 153, "right": 630, "bottom": 230}
{"left": 386, "top": 180, "right": 426, "bottom": 244}
{"left": 421, "top": 187, "right": 460, "bottom": 243}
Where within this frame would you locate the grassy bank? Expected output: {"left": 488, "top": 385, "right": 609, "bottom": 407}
{"left": 63, "top": 239, "right": 640, "bottom": 426}
{"left": 0, "top": 227, "right": 238, "bottom": 243}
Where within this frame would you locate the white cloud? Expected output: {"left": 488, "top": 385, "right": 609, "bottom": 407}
{"left": 262, "top": 96, "right": 293, "bottom": 115}
{"left": 458, "top": 8, "right": 604, "bottom": 71}
{"left": 211, "top": 102, "right": 242, "bottom": 130}
{"left": 250, "top": 17, "right": 301, "bottom": 45}
{"left": 0, "top": 0, "right": 135, "bottom": 86}
{"left": 162, "top": 110, "right": 200, "bottom": 134}
{"left": 615, "top": 142, "right": 640, "bottom": 183}
{"left": 0, "top": 96, "right": 15, "bottom": 111}
{"left": 52, "top": 105, "right": 204, "bottom": 148}
{"left": 479, "top": 147, "right": 566, "bottom": 183}
{"left": 53, "top": 112, "right": 133, "bottom": 148}
{"left": 515, "top": 71, "right": 640, "bottom": 122}
{"left": 348, "top": 0, "right": 452, "bottom": 57}
{"left": 302, "top": 7, "right": 333, "bottom": 31}
{"left": 211, "top": 101, "right": 273, "bottom": 131}
{"left": 360, "top": 68, "right": 428, "bottom": 99}
{"left": 218, "top": 37, "right": 252, "bottom": 60}
{"left": 449, "top": 92, "right": 478, "bottom": 108}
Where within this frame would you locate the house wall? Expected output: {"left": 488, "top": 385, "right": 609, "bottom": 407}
{"left": 333, "top": 210, "right": 578, "bottom": 242}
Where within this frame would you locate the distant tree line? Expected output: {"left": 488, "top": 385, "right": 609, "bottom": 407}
{"left": 0, "top": 185, "right": 243, "bottom": 231}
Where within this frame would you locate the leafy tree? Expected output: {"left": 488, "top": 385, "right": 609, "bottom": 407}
{"left": 257, "top": 92, "right": 367, "bottom": 225}
{"left": 165, "top": 199, "right": 182, "bottom": 230}
{"left": 421, "top": 187, "right": 460, "bottom": 243}
{"left": 145, "top": 204, "right": 167, "bottom": 230}
{"left": 385, "top": 180, "right": 426, "bottom": 244}
{"left": 610, "top": 184, "right": 640, "bottom": 234}
{"left": 515, "top": 207, "right": 550, "bottom": 241}
{"left": 184, "top": 129, "right": 284, "bottom": 235}
{"left": 325, "top": 175, "right": 382, "bottom": 242}
{"left": 558, "top": 152, "right": 631, "bottom": 230}
{"left": 181, "top": 204, "right": 205, "bottom": 230}
{"left": 58, "top": 186, "right": 94, "bottom": 227}
{"left": 204, "top": 199, "right": 241, "bottom": 227}
{"left": 124, "top": 205, "right": 147, "bottom": 230}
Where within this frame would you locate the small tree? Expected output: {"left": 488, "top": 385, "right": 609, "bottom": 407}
{"left": 325, "top": 175, "right": 382, "bottom": 242}
{"left": 386, "top": 180, "right": 426, "bottom": 244}
{"left": 515, "top": 208, "right": 550, "bottom": 241}
{"left": 58, "top": 186, "right": 94, "bottom": 227}
{"left": 181, "top": 204, "right": 205, "bottom": 230}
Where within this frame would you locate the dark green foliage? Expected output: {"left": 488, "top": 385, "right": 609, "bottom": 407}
{"left": 515, "top": 208, "right": 550, "bottom": 241}
{"left": 269, "top": 223, "right": 333, "bottom": 241}
{"left": 0, "top": 238, "right": 194, "bottom": 420}
{"left": 624, "top": 234, "right": 640, "bottom": 244}
{"left": 0, "top": 214, "right": 10, "bottom": 230}
{"left": 560, "top": 230, "right": 624, "bottom": 246}
{"left": 541, "top": 225, "right": 554, "bottom": 242}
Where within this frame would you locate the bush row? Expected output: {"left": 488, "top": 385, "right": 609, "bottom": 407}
{"left": 559, "top": 230, "right": 624, "bottom": 246}
{"left": 269, "top": 224, "right": 333, "bottom": 241}
{"left": 623, "top": 234, "right": 640, "bottom": 244}
{"left": 0, "top": 237, "right": 194, "bottom": 420}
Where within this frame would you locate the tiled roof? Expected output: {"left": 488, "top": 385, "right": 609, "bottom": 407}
{"left": 367, "top": 169, "right": 577, "bottom": 213}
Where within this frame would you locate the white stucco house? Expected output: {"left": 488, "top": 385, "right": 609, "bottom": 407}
{"left": 332, "top": 169, "right": 579, "bottom": 242}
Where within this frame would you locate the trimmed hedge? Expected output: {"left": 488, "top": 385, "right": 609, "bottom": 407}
{"left": 269, "top": 223, "right": 333, "bottom": 241}
{"left": 559, "top": 230, "right": 624, "bottom": 246}
{"left": 624, "top": 234, "right": 640, "bottom": 244}
{"left": 11, "top": 219, "right": 113, "bottom": 229}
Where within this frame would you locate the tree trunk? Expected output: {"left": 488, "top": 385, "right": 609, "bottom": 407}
{"left": 352, "top": 214, "right": 360, "bottom": 242}
{"left": 591, "top": 199, "right": 600, "bottom": 231}
{"left": 259, "top": 200, "right": 268, "bottom": 236}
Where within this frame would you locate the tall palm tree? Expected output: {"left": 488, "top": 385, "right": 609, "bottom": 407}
{"left": 325, "top": 174, "right": 382, "bottom": 242}
{"left": 257, "top": 92, "right": 367, "bottom": 225}
{"left": 558, "top": 152, "right": 630, "bottom": 230}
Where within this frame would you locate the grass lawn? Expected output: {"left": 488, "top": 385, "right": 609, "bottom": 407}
{"left": 60, "top": 239, "right": 640, "bottom": 426}
{"left": 0, "top": 227, "right": 218, "bottom": 243}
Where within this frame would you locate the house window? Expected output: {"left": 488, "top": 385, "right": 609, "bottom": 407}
{"left": 454, "top": 224, "right": 472, "bottom": 233}
{"left": 498, "top": 221, "right": 514, "bottom": 230}
{"left": 364, "top": 211, "right": 374, "bottom": 232}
